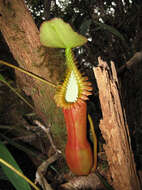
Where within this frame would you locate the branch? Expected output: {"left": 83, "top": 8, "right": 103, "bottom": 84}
{"left": 34, "top": 120, "right": 62, "bottom": 154}
{"left": 35, "top": 153, "right": 60, "bottom": 190}
{"left": 118, "top": 51, "right": 142, "bottom": 75}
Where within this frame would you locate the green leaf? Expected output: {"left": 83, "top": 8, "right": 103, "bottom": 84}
{"left": 0, "top": 133, "right": 44, "bottom": 161}
{"left": 0, "top": 73, "right": 5, "bottom": 82}
{"left": 0, "top": 141, "right": 31, "bottom": 190}
{"left": 94, "top": 21, "right": 126, "bottom": 45}
{"left": 40, "top": 18, "right": 87, "bottom": 48}
{"left": 80, "top": 19, "right": 92, "bottom": 35}
{"left": 0, "top": 168, "right": 8, "bottom": 180}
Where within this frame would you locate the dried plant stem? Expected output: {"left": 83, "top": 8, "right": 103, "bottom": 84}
{"left": 34, "top": 120, "right": 62, "bottom": 154}
{"left": 0, "top": 60, "right": 57, "bottom": 88}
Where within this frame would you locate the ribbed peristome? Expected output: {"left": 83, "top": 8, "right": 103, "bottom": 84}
{"left": 54, "top": 48, "right": 92, "bottom": 109}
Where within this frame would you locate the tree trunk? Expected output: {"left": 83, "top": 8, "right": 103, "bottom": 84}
{"left": 0, "top": 0, "right": 66, "bottom": 151}
{"left": 93, "top": 57, "right": 141, "bottom": 190}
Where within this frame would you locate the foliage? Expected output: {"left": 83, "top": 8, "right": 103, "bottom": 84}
{"left": 0, "top": 141, "right": 34, "bottom": 190}
{"left": 1, "top": 0, "right": 142, "bottom": 187}
{"left": 26, "top": 0, "right": 142, "bottom": 69}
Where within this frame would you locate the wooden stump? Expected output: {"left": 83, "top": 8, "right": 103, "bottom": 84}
{"left": 93, "top": 57, "right": 140, "bottom": 190}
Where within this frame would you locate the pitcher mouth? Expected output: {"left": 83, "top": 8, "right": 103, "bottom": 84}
{"left": 54, "top": 49, "right": 92, "bottom": 109}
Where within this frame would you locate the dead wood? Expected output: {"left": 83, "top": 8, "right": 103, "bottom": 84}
{"left": 60, "top": 173, "right": 105, "bottom": 190}
{"left": 93, "top": 57, "right": 141, "bottom": 190}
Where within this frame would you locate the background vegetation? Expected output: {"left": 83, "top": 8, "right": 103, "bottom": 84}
{"left": 0, "top": 0, "right": 142, "bottom": 189}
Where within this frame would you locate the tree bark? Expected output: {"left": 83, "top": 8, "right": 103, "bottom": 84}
{"left": 93, "top": 57, "right": 141, "bottom": 190}
{"left": 0, "top": 0, "right": 66, "bottom": 151}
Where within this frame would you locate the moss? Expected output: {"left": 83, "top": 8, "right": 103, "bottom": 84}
{"left": 38, "top": 86, "right": 67, "bottom": 153}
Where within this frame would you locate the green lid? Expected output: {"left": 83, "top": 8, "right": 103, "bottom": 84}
{"left": 40, "top": 18, "right": 87, "bottom": 48}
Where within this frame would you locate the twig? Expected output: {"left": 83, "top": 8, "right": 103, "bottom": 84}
{"left": 0, "top": 60, "right": 57, "bottom": 88}
{"left": 35, "top": 153, "right": 60, "bottom": 190}
{"left": 34, "top": 120, "right": 62, "bottom": 154}
{"left": 33, "top": 120, "right": 62, "bottom": 189}
{"left": 12, "top": 134, "right": 39, "bottom": 143}
{"left": 118, "top": 51, "right": 142, "bottom": 75}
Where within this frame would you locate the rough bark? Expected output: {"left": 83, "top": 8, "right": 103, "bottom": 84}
{"left": 93, "top": 57, "right": 141, "bottom": 190}
{"left": 0, "top": 0, "right": 66, "bottom": 151}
